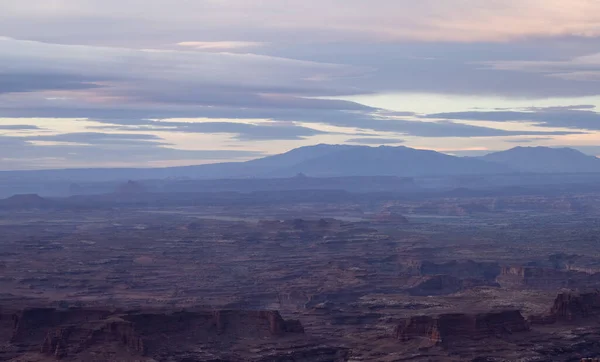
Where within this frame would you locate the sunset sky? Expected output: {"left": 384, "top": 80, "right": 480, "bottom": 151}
{"left": 3, "top": 0, "right": 600, "bottom": 169}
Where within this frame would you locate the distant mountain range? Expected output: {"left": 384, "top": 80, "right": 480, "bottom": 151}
{"left": 1, "top": 145, "right": 600, "bottom": 181}
{"left": 479, "top": 146, "right": 600, "bottom": 174}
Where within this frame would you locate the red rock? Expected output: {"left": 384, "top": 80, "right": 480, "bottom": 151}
{"left": 407, "top": 275, "right": 464, "bottom": 296}
{"left": 6, "top": 307, "right": 305, "bottom": 360}
{"left": 550, "top": 291, "right": 600, "bottom": 321}
{"left": 497, "top": 266, "right": 589, "bottom": 289}
{"left": 395, "top": 315, "right": 440, "bottom": 345}
{"left": 418, "top": 260, "right": 501, "bottom": 280}
{"left": 396, "top": 310, "right": 529, "bottom": 346}
{"left": 529, "top": 291, "right": 600, "bottom": 325}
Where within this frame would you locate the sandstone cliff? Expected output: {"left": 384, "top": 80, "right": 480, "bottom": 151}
{"left": 550, "top": 291, "right": 600, "bottom": 322}
{"left": 496, "top": 266, "right": 595, "bottom": 289}
{"left": 1, "top": 307, "right": 316, "bottom": 361}
{"left": 530, "top": 291, "right": 600, "bottom": 325}
{"left": 396, "top": 310, "right": 529, "bottom": 346}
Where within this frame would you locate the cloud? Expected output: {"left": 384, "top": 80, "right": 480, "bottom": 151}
{"left": 310, "top": 113, "right": 581, "bottom": 137}
{"left": 80, "top": 111, "right": 583, "bottom": 138}
{"left": 505, "top": 137, "right": 554, "bottom": 143}
{"left": 0, "top": 37, "right": 368, "bottom": 94}
{"left": 263, "top": 40, "right": 600, "bottom": 98}
{"left": 0, "top": 37, "right": 372, "bottom": 116}
{"left": 0, "top": 124, "right": 42, "bottom": 130}
{"left": 177, "top": 41, "right": 266, "bottom": 51}
{"left": 1, "top": 101, "right": 586, "bottom": 139}
{"left": 3, "top": 32, "right": 600, "bottom": 122}
{"left": 425, "top": 107, "right": 600, "bottom": 130}
{"left": 345, "top": 137, "right": 404, "bottom": 145}
{"left": 3, "top": 0, "right": 600, "bottom": 43}
{"left": 151, "top": 121, "right": 327, "bottom": 141}
{"left": 89, "top": 121, "right": 329, "bottom": 141}
{"left": 483, "top": 51, "right": 600, "bottom": 82}
{"left": 23, "top": 132, "right": 167, "bottom": 145}
{"left": 0, "top": 73, "right": 102, "bottom": 94}
{"left": 524, "top": 105, "right": 597, "bottom": 111}
{"left": 0, "top": 134, "right": 263, "bottom": 170}
{"left": 127, "top": 89, "right": 373, "bottom": 109}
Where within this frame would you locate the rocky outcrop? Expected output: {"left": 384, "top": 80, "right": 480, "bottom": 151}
{"left": 41, "top": 326, "right": 71, "bottom": 359}
{"left": 210, "top": 310, "right": 304, "bottom": 336}
{"left": 0, "top": 194, "right": 53, "bottom": 209}
{"left": 396, "top": 310, "right": 529, "bottom": 346}
{"left": 407, "top": 274, "right": 499, "bottom": 296}
{"left": 550, "top": 291, "right": 600, "bottom": 321}
{"left": 418, "top": 260, "right": 501, "bottom": 280}
{"left": 407, "top": 275, "right": 464, "bottom": 296}
{"left": 4, "top": 307, "right": 306, "bottom": 361}
{"left": 40, "top": 318, "right": 145, "bottom": 359}
{"left": 529, "top": 291, "right": 600, "bottom": 325}
{"left": 497, "top": 266, "right": 592, "bottom": 289}
{"left": 11, "top": 308, "right": 113, "bottom": 344}
{"left": 395, "top": 315, "right": 441, "bottom": 346}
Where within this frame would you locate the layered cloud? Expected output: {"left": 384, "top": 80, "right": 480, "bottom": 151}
{"left": 177, "top": 41, "right": 266, "bottom": 51}
{"left": 485, "top": 51, "right": 600, "bottom": 82}
{"left": 0, "top": 125, "right": 42, "bottom": 130}
{"left": 346, "top": 137, "right": 405, "bottom": 145}
{"left": 1, "top": 37, "right": 583, "bottom": 144}
{"left": 426, "top": 106, "right": 600, "bottom": 131}
{"left": 0, "top": 132, "right": 264, "bottom": 170}
{"left": 2, "top": 0, "right": 600, "bottom": 43}
{"left": 0, "top": 37, "right": 367, "bottom": 100}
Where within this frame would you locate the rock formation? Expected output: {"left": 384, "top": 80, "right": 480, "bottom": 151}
{"left": 3, "top": 307, "right": 309, "bottom": 361}
{"left": 396, "top": 310, "right": 529, "bottom": 346}
{"left": 407, "top": 275, "right": 465, "bottom": 296}
{"left": 496, "top": 266, "right": 593, "bottom": 289}
{"left": 549, "top": 291, "right": 600, "bottom": 322}
{"left": 528, "top": 291, "right": 600, "bottom": 325}
{"left": 40, "top": 317, "right": 145, "bottom": 359}
{"left": 0, "top": 193, "right": 52, "bottom": 209}
{"left": 418, "top": 260, "right": 501, "bottom": 280}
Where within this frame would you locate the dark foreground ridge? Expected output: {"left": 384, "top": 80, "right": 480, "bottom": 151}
{"left": 2, "top": 292, "right": 600, "bottom": 361}
{"left": 1, "top": 307, "right": 346, "bottom": 362}
{"left": 395, "top": 310, "right": 529, "bottom": 346}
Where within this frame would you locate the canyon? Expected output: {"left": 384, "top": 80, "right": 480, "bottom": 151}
{"left": 2, "top": 182, "right": 600, "bottom": 360}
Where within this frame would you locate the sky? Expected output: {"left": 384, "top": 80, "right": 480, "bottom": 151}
{"left": 3, "top": 1, "right": 600, "bottom": 169}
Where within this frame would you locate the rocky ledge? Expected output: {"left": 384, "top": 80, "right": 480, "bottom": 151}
{"left": 395, "top": 310, "right": 529, "bottom": 346}
{"left": 530, "top": 290, "right": 600, "bottom": 324}
{"left": 1, "top": 307, "right": 348, "bottom": 362}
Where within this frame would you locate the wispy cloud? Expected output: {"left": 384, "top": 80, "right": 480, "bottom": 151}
{"left": 3, "top": 0, "right": 600, "bottom": 43}
{"left": 425, "top": 106, "right": 600, "bottom": 131}
{"left": 177, "top": 41, "right": 266, "bottom": 51}
{"left": 346, "top": 137, "right": 404, "bottom": 145}
{"left": 0, "top": 124, "right": 42, "bottom": 130}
